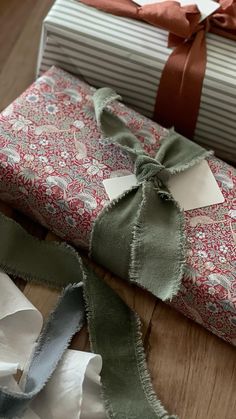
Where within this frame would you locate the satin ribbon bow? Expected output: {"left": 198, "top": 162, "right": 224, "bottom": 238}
{"left": 79, "top": 0, "right": 236, "bottom": 139}
{"left": 155, "top": 0, "right": 236, "bottom": 139}
{"left": 91, "top": 87, "right": 211, "bottom": 300}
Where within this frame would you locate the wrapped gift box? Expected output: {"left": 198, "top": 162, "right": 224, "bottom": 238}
{"left": 0, "top": 66, "right": 235, "bottom": 344}
{"left": 37, "top": 0, "right": 236, "bottom": 162}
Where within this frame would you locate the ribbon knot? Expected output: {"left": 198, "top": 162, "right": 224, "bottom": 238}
{"left": 135, "top": 154, "right": 169, "bottom": 184}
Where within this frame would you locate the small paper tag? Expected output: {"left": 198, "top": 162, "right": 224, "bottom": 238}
{"left": 103, "top": 161, "right": 225, "bottom": 211}
{"left": 167, "top": 160, "right": 224, "bottom": 211}
{"left": 103, "top": 174, "right": 137, "bottom": 201}
{"left": 134, "top": 0, "right": 219, "bottom": 22}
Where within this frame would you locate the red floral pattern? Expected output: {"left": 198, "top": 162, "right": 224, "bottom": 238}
{"left": 0, "top": 67, "right": 235, "bottom": 344}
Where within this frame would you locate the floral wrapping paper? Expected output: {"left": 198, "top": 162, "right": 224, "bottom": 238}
{"left": 0, "top": 67, "right": 235, "bottom": 345}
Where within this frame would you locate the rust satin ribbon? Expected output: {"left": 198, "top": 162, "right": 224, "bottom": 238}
{"left": 79, "top": 0, "right": 236, "bottom": 139}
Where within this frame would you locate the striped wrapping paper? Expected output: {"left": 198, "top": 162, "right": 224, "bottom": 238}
{"left": 38, "top": 0, "right": 236, "bottom": 162}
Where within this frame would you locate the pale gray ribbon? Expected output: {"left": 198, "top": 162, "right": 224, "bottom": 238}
{"left": 0, "top": 283, "right": 85, "bottom": 418}
{"left": 0, "top": 213, "right": 86, "bottom": 418}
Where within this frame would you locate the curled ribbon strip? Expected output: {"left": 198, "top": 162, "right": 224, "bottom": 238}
{"left": 79, "top": 0, "right": 236, "bottom": 139}
{"left": 0, "top": 212, "right": 177, "bottom": 419}
{"left": 91, "top": 87, "right": 211, "bottom": 300}
{"left": 0, "top": 282, "right": 85, "bottom": 417}
{"left": 0, "top": 214, "right": 86, "bottom": 417}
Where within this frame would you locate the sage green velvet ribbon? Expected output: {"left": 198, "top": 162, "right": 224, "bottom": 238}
{"left": 0, "top": 88, "right": 210, "bottom": 418}
{"left": 91, "top": 88, "right": 211, "bottom": 300}
{"left": 0, "top": 213, "right": 176, "bottom": 419}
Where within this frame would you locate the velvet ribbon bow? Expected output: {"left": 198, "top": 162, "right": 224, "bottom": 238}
{"left": 79, "top": 0, "right": 236, "bottom": 139}
{"left": 0, "top": 88, "right": 210, "bottom": 419}
{"left": 91, "top": 88, "right": 211, "bottom": 300}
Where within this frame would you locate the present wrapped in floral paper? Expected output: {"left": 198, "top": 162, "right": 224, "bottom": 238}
{"left": 0, "top": 66, "right": 235, "bottom": 345}
{"left": 38, "top": 0, "right": 236, "bottom": 162}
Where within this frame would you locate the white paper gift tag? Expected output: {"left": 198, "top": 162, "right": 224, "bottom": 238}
{"left": 167, "top": 160, "right": 224, "bottom": 210}
{"left": 103, "top": 174, "right": 138, "bottom": 201}
{"left": 103, "top": 160, "right": 224, "bottom": 211}
{"left": 134, "top": 0, "right": 219, "bottom": 21}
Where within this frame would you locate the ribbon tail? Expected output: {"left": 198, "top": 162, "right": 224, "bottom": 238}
{"left": 91, "top": 180, "right": 185, "bottom": 301}
{"left": 154, "top": 29, "right": 206, "bottom": 139}
{"left": 0, "top": 283, "right": 85, "bottom": 418}
{"left": 0, "top": 211, "right": 176, "bottom": 418}
{"left": 84, "top": 262, "right": 177, "bottom": 419}
{"left": 90, "top": 186, "right": 141, "bottom": 280}
{"left": 93, "top": 87, "right": 143, "bottom": 154}
{"left": 130, "top": 181, "right": 185, "bottom": 300}
{"left": 90, "top": 183, "right": 181, "bottom": 416}
{"left": 0, "top": 211, "right": 81, "bottom": 289}
{"left": 0, "top": 212, "right": 86, "bottom": 417}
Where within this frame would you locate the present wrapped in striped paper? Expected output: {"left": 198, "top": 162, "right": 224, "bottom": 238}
{"left": 37, "top": 0, "right": 236, "bottom": 162}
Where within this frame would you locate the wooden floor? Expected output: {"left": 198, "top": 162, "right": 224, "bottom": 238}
{"left": 0, "top": 1, "right": 236, "bottom": 418}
